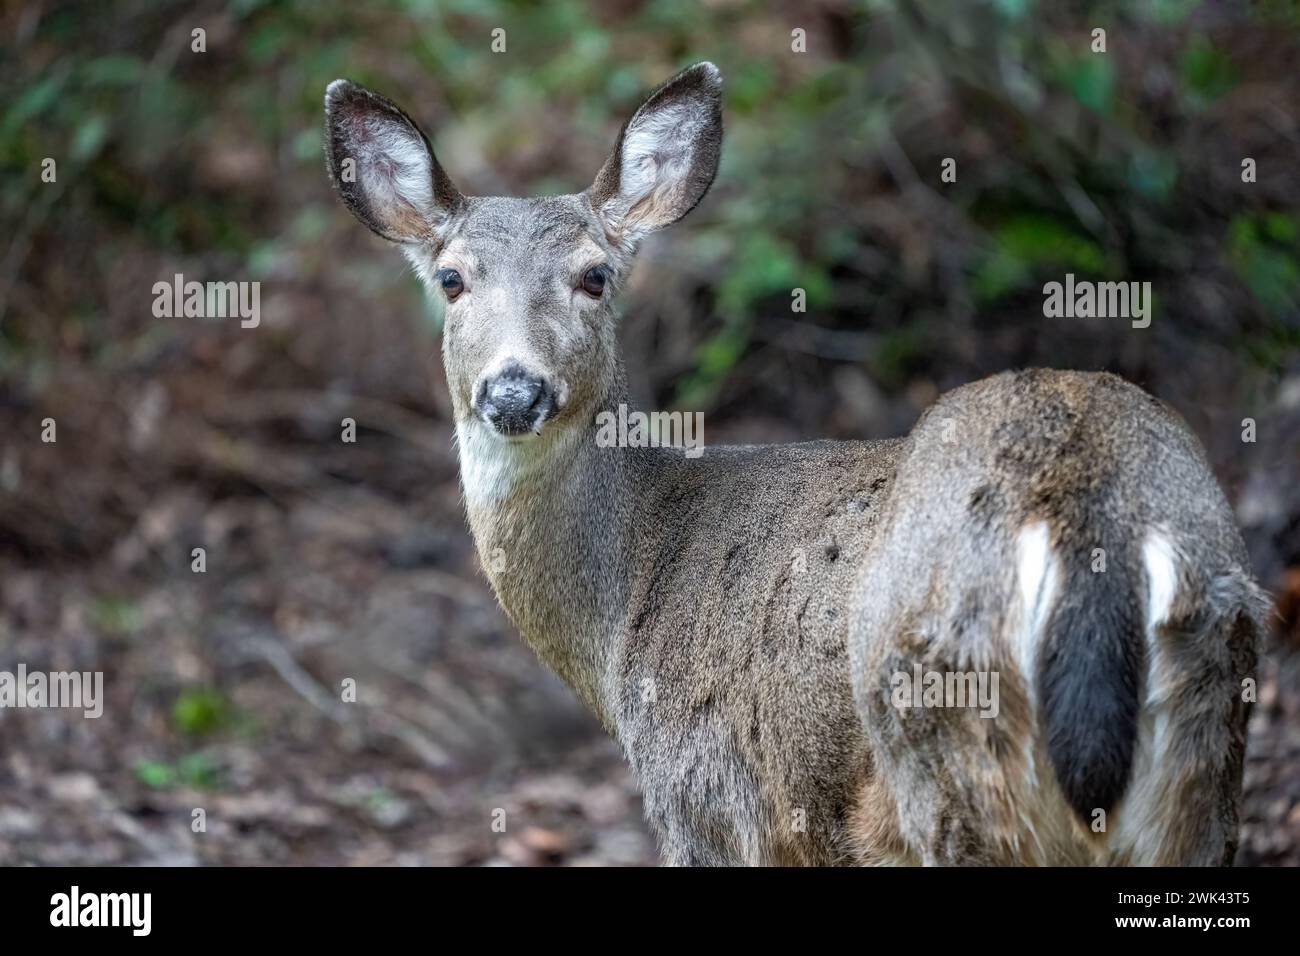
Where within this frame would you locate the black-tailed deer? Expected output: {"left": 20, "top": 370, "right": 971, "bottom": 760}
{"left": 324, "top": 63, "right": 1265, "bottom": 865}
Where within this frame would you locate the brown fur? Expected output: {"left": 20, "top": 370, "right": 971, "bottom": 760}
{"left": 324, "top": 65, "right": 1264, "bottom": 866}
{"left": 851, "top": 370, "right": 1264, "bottom": 864}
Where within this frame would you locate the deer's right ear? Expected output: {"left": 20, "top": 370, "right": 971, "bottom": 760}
{"left": 587, "top": 62, "right": 723, "bottom": 248}
{"left": 323, "top": 80, "right": 463, "bottom": 244}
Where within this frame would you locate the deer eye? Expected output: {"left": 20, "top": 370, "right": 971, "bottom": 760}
{"left": 437, "top": 268, "right": 464, "bottom": 301}
{"left": 580, "top": 265, "right": 609, "bottom": 298}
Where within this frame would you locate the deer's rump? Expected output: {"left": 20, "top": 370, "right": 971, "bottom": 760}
{"left": 847, "top": 369, "right": 1263, "bottom": 865}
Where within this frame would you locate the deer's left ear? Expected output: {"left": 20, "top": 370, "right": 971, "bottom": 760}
{"left": 323, "top": 79, "right": 463, "bottom": 245}
{"left": 587, "top": 62, "right": 723, "bottom": 247}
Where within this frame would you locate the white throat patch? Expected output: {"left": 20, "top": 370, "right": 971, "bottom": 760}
{"left": 456, "top": 418, "right": 580, "bottom": 505}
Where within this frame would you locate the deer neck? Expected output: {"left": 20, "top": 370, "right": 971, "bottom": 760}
{"left": 456, "top": 375, "right": 638, "bottom": 729}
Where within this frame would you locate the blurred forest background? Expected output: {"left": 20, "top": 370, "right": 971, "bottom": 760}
{"left": 1, "top": 0, "right": 1297, "bottom": 865}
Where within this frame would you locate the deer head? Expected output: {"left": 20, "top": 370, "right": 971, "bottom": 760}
{"left": 323, "top": 63, "right": 723, "bottom": 451}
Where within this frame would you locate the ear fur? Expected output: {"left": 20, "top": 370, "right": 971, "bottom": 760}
{"left": 324, "top": 79, "right": 463, "bottom": 244}
{"left": 587, "top": 62, "right": 723, "bottom": 248}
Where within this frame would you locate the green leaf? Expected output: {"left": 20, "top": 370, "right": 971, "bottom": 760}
{"left": 972, "top": 214, "right": 1111, "bottom": 302}
{"left": 172, "top": 688, "right": 230, "bottom": 735}
{"left": 1182, "top": 37, "right": 1237, "bottom": 103}
{"left": 1, "top": 73, "right": 67, "bottom": 139}
{"left": 1263, "top": 213, "right": 1298, "bottom": 244}
{"left": 1228, "top": 214, "right": 1300, "bottom": 315}
{"left": 717, "top": 232, "right": 803, "bottom": 316}
{"left": 134, "top": 760, "right": 177, "bottom": 788}
{"left": 1066, "top": 56, "right": 1114, "bottom": 113}
{"left": 696, "top": 322, "right": 750, "bottom": 379}
{"left": 70, "top": 113, "right": 110, "bottom": 162}
{"left": 82, "top": 54, "right": 145, "bottom": 87}
{"left": 673, "top": 320, "right": 752, "bottom": 410}
{"left": 177, "top": 752, "right": 220, "bottom": 788}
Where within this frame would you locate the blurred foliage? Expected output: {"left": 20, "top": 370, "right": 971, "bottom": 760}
{"left": 172, "top": 686, "right": 231, "bottom": 735}
{"left": 1, "top": 0, "right": 1296, "bottom": 410}
{"left": 133, "top": 751, "right": 220, "bottom": 789}
{"left": 90, "top": 595, "right": 143, "bottom": 637}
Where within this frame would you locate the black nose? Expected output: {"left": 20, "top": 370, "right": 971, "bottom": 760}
{"left": 474, "top": 363, "right": 556, "bottom": 436}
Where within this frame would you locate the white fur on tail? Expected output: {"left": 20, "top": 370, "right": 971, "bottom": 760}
{"left": 1009, "top": 520, "right": 1060, "bottom": 855}
{"left": 1014, "top": 521, "right": 1058, "bottom": 711}
{"left": 1106, "top": 530, "right": 1182, "bottom": 862}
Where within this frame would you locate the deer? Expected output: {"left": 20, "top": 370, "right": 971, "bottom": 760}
{"left": 323, "top": 62, "right": 1265, "bottom": 865}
